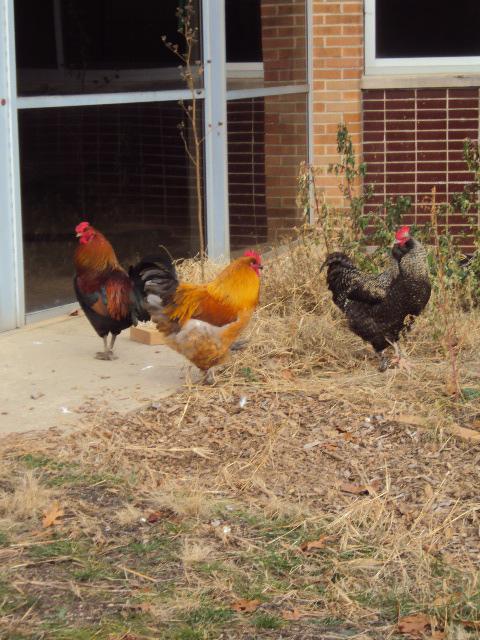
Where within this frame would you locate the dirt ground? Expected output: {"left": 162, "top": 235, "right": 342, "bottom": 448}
{"left": 1, "top": 245, "right": 480, "bottom": 640}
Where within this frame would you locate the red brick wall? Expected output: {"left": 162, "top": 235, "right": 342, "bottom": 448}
{"left": 264, "top": 93, "right": 308, "bottom": 240}
{"left": 311, "top": 0, "right": 363, "bottom": 203}
{"left": 227, "top": 93, "right": 308, "bottom": 249}
{"left": 260, "top": 0, "right": 309, "bottom": 241}
{"left": 363, "top": 88, "right": 480, "bottom": 241}
{"left": 261, "top": 0, "right": 307, "bottom": 86}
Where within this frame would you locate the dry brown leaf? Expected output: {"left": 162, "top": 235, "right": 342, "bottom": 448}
{"left": 300, "top": 535, "right": 333, "bottom": 553}
{"left": 424, "top": 483, "right": 434, "bottom": 500}
{"left": 42, "top": 502, "right": 65, "bottom": 528}
{"left": 461, "top": 620, "right": 480, "bottom": 630}
{"left": 340, "top": 480, "right": 381, "bottom": 496}
{"left": 445, "top": 380, "right": 458, "bottom": 397}
{"left": 231, "top": 598, "right": 261, "bottom": 613}
{"left": 397, "top": 613, "right": 437, "bottom": 638}
{"left": 281, "top": 608, "right": 307, "bottom": 621}
{"left": 335, "top": 424, "right": 350, "bottom": 433}
{"left": 324, "top": 428, "right": 339, "bottom": 438}
{"left": 146, "top": 509, "right": 174, "bottom": 524}
{"left": 321, "top": 443, "right": 339, "bottom": 452}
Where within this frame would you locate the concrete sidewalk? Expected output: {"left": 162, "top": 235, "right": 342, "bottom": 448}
{"left": 0, "top": 314, "right": 187, "bottom": 435}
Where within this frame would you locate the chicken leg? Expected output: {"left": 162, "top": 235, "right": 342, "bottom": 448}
{"left": 390, "top": 341, "right": 413, "bottom": 373}
{"left": 377, "top": 350, "right": 389, "bottom": 372}
{"left": 95, "top": 335, "right": 118, "bottom": 361}
{"left": 230, "top": 338, "right": 249, "bottom": 352}
{"left": 203, "top": 368, "right": 216, "bottom": 385}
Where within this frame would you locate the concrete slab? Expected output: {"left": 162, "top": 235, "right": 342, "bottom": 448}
{"left": 0, "top": 314, "right": 187, "bottom": 435}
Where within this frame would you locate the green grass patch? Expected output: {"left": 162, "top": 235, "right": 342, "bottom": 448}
{"left": 0, "top": 531, "right": 9, "bottom": 547}
{"left": 184, "top": 604, "right": 234, "bottom": 626}
{"left": 71, "top": 560, "right": 118, "bottom": 583}
{"left": 0, "top": 577, "right": 31, "bottom": 616}
{"left": 46, "top": 470, "right": 122, "bottom": 488}
{"left": 257, "top": 549, "right": 303, "bottom": 577}
{"left": 17, "top": 453, "right": 63, "bottom": 469}
{"left": 252, "top": 612, "right": 283, "bottom": 630}
{"left": 126, "top": 534, "right": 177, "bottom": 558}
{"left": 28, "top": 539, "right": 85, "bottom": 559}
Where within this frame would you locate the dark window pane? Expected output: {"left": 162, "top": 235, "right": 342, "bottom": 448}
{"left": 228, "top": 94, "right": 307, "bottom": 251}
{"left": 14, "top": 1, "right": 56, "bottom": 68}
{"left": 20, "top": 102, "right": 202, "bottom": 312}
{"left": 226, "top": 0, "right": 262, "bottom": 62}
{"left": 15, "top": 0, "right": 201, "bottom": 96}
{"left": 376, "top": 0, "right": 480, "bottom": 58}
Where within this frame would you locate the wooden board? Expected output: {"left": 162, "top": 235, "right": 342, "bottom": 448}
{"left": 129, "top": 323, "right": 165, "bottom": 346}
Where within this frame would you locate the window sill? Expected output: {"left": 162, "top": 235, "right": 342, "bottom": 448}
{"left": 361, "top": 73, "right": 480, "bottom": 90}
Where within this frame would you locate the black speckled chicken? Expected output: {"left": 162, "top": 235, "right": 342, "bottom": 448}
{"left": 324, "top": 226, "right": 431, "bottom": 371}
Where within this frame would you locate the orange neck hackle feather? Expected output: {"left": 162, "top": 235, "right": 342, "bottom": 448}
{"left": 74, "top": 228, "right": 121, "bottom": 275}
{"left": 167, "top": 255, "right": 261, "bottom": 326}
{"left": 206, "top": 256, "right": 260, "bottom": 309}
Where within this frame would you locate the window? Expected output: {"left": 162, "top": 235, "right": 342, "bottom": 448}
{"left": 15, "top": 0, "right": 200, "bottom": 95}
{"left": 225, "top": 0, "right": 307, "bottom": 90}
{"left": 365, "top": 0, "right": 480, "bottom": 75}
{"left": 19, "top": 101, "right": 202, "bottom": 312}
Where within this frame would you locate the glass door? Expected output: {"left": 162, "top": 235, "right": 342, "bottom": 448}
{"left": 14, "top": 0, "right": 203, "bottom": 314}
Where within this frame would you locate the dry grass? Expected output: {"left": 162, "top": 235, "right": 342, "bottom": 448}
{"left": 0, "top": 471, "right": 53, "bottom": 526}
{"left": 179, "top": 539, "right": 215, "bottom": 566}
{"left": 1, "top": 235, "right": 480, "bottom": 639}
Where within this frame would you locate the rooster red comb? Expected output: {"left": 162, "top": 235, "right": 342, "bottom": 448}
{"left": 243, "top": 249, "right": 262, "bottom": 263}
{"left": 75, "top": 221, "right": 91, "bottom": 235}
{"left": 395, "top": 225, "right": 410, "bottom": 241}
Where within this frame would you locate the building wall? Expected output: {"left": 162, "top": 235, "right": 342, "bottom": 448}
{"left": 363, "top": 88, "right": 480, "bottom": 245}
{"left": 311, "top": 0, "right": 363, "bottom": 203}
{"left": 261, "top": 0, "right": 309, "bottom": 242}
{"left": 310, "top": 0, "right": 480, "bottom": 246}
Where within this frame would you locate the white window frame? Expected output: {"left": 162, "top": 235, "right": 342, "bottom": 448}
{"left": 365, "top": 0, "right": 480, "bottom": 76}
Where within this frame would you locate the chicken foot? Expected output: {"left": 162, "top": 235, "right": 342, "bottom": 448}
{"left": 230, "top": 338, "right": 249, "bottom": 352}
{"left": 377, "top": 351, "right": 389, "bottom": 372}
{"left": 389, "top": 341, "right": 413, "bottom": 373}
{"left": 95, "top": 335, "right": 118, "bottom": 361}
{"left": 203, "top": 369, "right": 216, "bottom": 385}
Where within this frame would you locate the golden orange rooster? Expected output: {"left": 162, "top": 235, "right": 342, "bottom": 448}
{"left": 143, "top": 250, "right": 263, "bottom": 382}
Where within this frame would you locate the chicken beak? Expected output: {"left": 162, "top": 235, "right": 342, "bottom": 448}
{"left": 76, "top": 232, "right": 82, "bottom": 238}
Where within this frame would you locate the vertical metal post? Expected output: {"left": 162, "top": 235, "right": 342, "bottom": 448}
{"left": 0, "top": 0, "right": 24, "bottom": 330}
{"left": 306, "top": 0, "right": 314, "bottom": 224}
{"left": 202, "top": 0, "right": 230, "bottom": 261}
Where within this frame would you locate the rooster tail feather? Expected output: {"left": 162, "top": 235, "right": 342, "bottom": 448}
{"left": 324, "top": 252, "right": 356, "bottom": 287}
{"left": 324, "top": 252, "right": 357, "bottom": 311}
{"left": 128, "top": 252, "right": 179, "bottom": 322}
